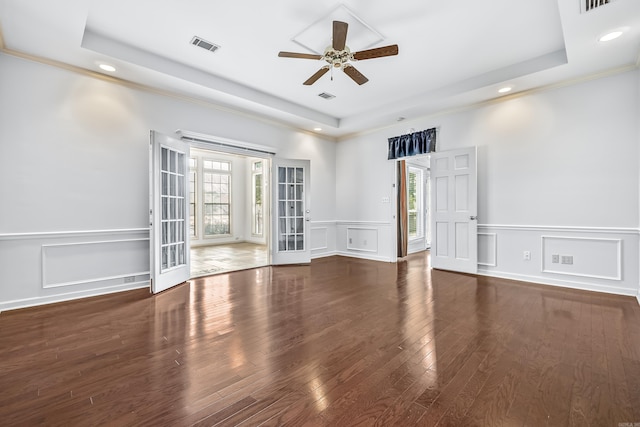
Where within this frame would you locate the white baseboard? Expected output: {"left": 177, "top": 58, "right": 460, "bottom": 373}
{"left": 335, "top": 251, "right": 393, "bottom": 263}
{"left": 476, "top": 268, "right": 636, "bottom": 297}
{"left": 312, "top": 250, "right": 394, "bottom": 263}
{"left": 0, "top": 282, "right": 149, "bottom": 313}
{"left": 311, "top": 250, "right": 338, "bottom": 260}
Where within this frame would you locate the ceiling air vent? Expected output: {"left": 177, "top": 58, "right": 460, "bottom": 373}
{"left": 581, "top": 0, "right": 614, "bottom": 13}
{"left": 318, "top": 92, "right": 336, "bottom": 100}
{"left": 191, "top": 36, "right": 220, "bottom": 53}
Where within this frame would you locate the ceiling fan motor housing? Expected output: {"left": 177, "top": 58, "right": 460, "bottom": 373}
{"left": 323, "top": 45, "right": 351, "bottom": 68}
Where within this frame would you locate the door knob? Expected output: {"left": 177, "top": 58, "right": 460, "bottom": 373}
{"left": 469, "top": 215, "right": 477, "bottom": 220}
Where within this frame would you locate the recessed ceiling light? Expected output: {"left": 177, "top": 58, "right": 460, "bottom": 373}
{"left": 99, "top": 64, "right": 116, "bottom": 72}
{"left": 313, "top": 127, "right": 322, "bottom": 132}
{"left": 498, "top": 86, "right": 512, "bottom": 94}
{"left": 599, "top": 31, "right": 623, "bottom": 42}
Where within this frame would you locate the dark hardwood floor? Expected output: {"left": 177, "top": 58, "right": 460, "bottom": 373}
{"left": 1, "top": 253, "right": 640, "bottom": 426}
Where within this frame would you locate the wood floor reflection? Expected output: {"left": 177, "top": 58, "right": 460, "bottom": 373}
{"left": 2, "top": 253, "right": 640, "bottom": 426}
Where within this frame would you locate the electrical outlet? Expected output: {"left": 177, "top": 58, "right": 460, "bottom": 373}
{"left": 523, "top": 251, "right": 531, "bottom": 261}
{"left": 551, "top": 254, "right": 560, "bottom": 264}
{"left": 124, "top": 276, "right": 136, "bottom": 283}
{"left": 561, "top": 255, "right": 573, "bottom": 265}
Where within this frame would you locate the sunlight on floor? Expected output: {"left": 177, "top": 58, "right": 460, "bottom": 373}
{"left": 190, "top": 242, "right": 269, "bottom": 278}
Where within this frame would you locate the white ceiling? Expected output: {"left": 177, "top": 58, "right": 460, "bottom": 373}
{"left": 1, "top": 0, "right": 639, "bottom": 139}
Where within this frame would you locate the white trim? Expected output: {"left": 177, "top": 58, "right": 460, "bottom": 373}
{"left": 337, "top": 220, "right": 392, "bottom": 227}
{"left": 42, "top": 272, "right": 150, "bottom": 289}
{"left": 177, "top": 130, "right": 277, "bottom": 157}
{"left": 346, "top": 247, "right": 377, "bottom": 253}
{"left": 478, "top": 224, "right": 638, "bottom": 235}
{"left": 335, "top": 251, "right": 393, "bottom": 263}
{"left": 0, "top": 228, "right": 150, "bottom": 241}
{"left": 311, "top": 251, "right": 338, "bottom": 260}
{"left": 41, "top": 238, "right": 149, "bottom": 248}
{"left": 540, "top": 235, "right": 622, "bottom": 281}
{"left": 310, "top": 220, "right": 338, "bottom": 226}
{"left": 476, "top": 268, "right": 636, "bottom": 297}
{"left": 478, "top": 232, "right": 497, "bottom": 267}
{"left": 0, "top": 282, "right": 149, "bottom": 313}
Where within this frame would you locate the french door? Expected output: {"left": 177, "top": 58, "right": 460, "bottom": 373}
{"left": 149, "top": 131, "right": 191, "bottom": 293}
{"left": 271, "top": 158, "right": 311, "bottom": 265}
{"left": 430, "top": 147, "right": 478, "bottom": 274}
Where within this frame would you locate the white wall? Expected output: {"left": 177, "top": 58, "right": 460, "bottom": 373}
{"left": 637, "top": 67, "right": 640, "bottom": 304}
{"left": 336, "top": 69, "right": 640, "bottom": 296}
{"left": 0, "top": 53, "right": 337, "bottom": 310}
{"left": 335, "top": 133, "right": 397, "bottom": 261}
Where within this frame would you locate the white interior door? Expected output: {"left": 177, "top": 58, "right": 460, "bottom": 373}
{"left": 430, "top": 147, "right": 478, "bottom": 274}
{"left": 271, "top": 158, "right": 311, "bottom": 265}
{"left": 149, "top": 131, "right": 191, "bottom": 293}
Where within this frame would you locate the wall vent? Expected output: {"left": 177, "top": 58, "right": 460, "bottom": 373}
{"left": 318, "top": 92, "right": 336, "bottom": 100}
{"left": 581, "top": 0, "right": 613, "bottom": 13}
{"left": 191, "top": 36, "right": 220, "bottom": 53}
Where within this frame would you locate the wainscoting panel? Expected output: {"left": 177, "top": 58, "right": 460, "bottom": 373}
{"left": 310, "top": 221, "right": 337, "bottom": 259}
{"left": 478, "top": 233, "right": 497, "bottom": 267}
{"left": 336, "top": 221, "right": 394, "bottom": 262}
{"left": 0, "top": 229, "right": 150, "bottom": 312}
{"left": 347, "top": 228, "right": 378, "bottom": 253}
{"left": 477, "top": 225, "right": 639, "bottom": 296}
{"left": 541, "top": 236, "right": 621, "bottom": 280}
{"left": 310, "top": 228, "right": 328, "bottom": 252}
{"left": 42, "top": 238, "right": 149, "bottom": 288}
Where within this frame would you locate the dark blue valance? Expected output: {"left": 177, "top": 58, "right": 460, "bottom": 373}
{"left": 387, "top": 128, "right": 437, "bottom": 160}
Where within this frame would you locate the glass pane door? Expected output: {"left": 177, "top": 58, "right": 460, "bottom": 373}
{"left": 150, "top": 131, "right": 190, "bottom": 294}
{"left": 278, "top": 166, "right": 305, "bottom": 252}
{"left": 271, "top": 158, "right": 310, "bottom": 265}
{"left": 160, "top": 147, "right": 187, "bottom": 271}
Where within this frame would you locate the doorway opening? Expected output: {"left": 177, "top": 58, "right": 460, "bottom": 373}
{"left": 188, "top": 147, "right": 270, "bottom": 278}
{"left": 398, "top": 155, "right": 431, "bottom": 258}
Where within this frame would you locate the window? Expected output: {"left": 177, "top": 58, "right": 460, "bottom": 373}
{"left": 408, "top": 167, "right": 423, "bottom": 239}
{"left": 252, "top": 161, "right": 263, "bottom": 236}
{"left": 189, "top": 158, "right": 197, "bottom": 237}
{"left": 203, "top": 159, "right": 231, "bottom": 236}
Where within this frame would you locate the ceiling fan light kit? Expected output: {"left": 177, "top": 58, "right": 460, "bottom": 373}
{"left": 278, "top": 20, "right": 399, "bottom": 86}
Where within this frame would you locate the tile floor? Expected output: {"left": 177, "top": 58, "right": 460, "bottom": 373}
{"left": 190, "top": 242, "right": 269, "bottom": 278}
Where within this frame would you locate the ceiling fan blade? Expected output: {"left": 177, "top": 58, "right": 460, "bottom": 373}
{"left": 343, "top": 65, "right": 369, "bottom": 85}
{"left": 303, "top": 67, "right": 330, "bottom": 85}
{"left": 353, "top": 44, "right": 399, "bottom": 61}
{"left": 332, "top": 21, "right": 348, "bottom": 51}
{"left": 278, "top": 51, "right": 323, "bottom": 60}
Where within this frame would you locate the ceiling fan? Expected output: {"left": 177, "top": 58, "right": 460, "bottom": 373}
{"left": 278, "top": 20, "right": 399, "bottom": 86}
